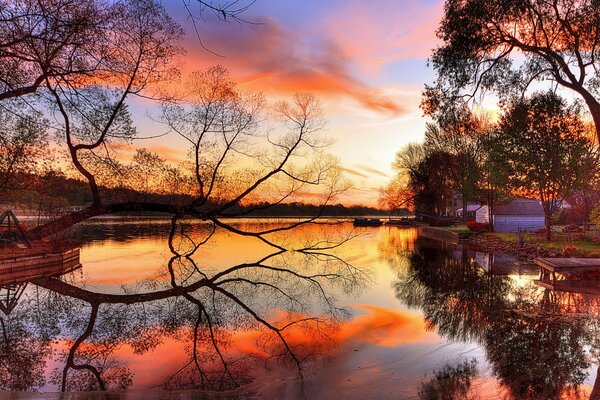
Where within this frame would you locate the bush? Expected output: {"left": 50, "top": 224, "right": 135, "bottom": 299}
{"left": 562, "top": 223, "right": 582, "bottom": 233}
{"left": 466, "top": 221, "right": 489, "bottom": 232}
{"left": 560, "top": 245, "right": 578, "bottom": 257}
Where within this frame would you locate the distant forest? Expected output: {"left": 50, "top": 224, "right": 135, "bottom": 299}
{"left": 1, "top": 172, "right": 407, "bottom": 217}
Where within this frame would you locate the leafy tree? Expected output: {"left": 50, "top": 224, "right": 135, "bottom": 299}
{"left": 0, "top": 106, "right": 48, "bottom": 200}
{"left": 382, "top": 143, "right": 457, "bottom": 217}
{"left": 479, "top": 131, "right": 513, "bottom": 232}
{"left": 415, "top": 151, "right": 459, "bottom": 217}
{"left": 384, "top": 108, "right": 491, "bottom": 220}
{"left": 425, "top": 0, "right": 600, "bottom": 142}
{"left": 379, "top": 143, "right": 424, "bottom": 212}
{"left": 424, "top": 106, "right": 489, "bottom": 221}
{"left": 492, "top": 92, "right": 597, "bottom": 240}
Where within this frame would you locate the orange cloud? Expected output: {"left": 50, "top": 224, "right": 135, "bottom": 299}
{"left": 342, "top": 167, "right": 369, "bottom": 179}
{"left": 178, "top": 18, "right": 405, "bottom": 115}
{"left": 210, "top": 305, "right": 437, "bottom": 356}
{"left": 353, "top": 165, "right": 390, "bottom": 178}
{"left": 228, "top": 305, "right": 438, "bottom": 354}
{"left": 110, "top": 142, "right": 186, "bottom": 163}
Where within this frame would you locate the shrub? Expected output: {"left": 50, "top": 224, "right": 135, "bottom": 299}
{"left": 562, "top": 223, "right": 582, "bottom": 233}
{"left": 560, "top": 245, "right": 578, "bottom": 257}
{"left": 466, "top": 221, "right": 489, "bottom": 232}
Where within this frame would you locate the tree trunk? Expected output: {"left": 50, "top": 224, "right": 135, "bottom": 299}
{"left": 489, "top": 206, "right": 494, "bottom": 231}
{"left": 580, "top": 90, "right": 600, "bottom": 144}
{"left": 487, "top": 188, "right": 495, "bottom": 232}
{"left": 545, "top": 212, "right": 552, "bottom": 241}
{"left": 591, "top": 365, "right": 600, "bottom": 400}
{"left": 462, "top": 196, "right": 467, "bottom": 223}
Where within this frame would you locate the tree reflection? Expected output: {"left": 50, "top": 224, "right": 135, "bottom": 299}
{"left": 418, "top": 359, "right": 478, "bottom": 400}
{"left": 0, "top": 292, "right": 52, "bottom": 390}
{"left": 395, "top": 237, "right": 593, "bottom": 399}
{"left": 2, "top": 217, "right": 365, "bottom": 392}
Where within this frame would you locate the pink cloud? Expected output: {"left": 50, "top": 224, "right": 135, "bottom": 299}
{"left": 177, "top": 17, "right": 407, "bottom": 115}
{"left": 319, "top": 0, "right": 443, "bottom": 74}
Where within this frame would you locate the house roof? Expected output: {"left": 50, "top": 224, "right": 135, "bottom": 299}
{"left": 453, "top": 204, "right": 482, "bottom": 212}
{"left": 494, "top": 199, "right": 544, "bottom": 216}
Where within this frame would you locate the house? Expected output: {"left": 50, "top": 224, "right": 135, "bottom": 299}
{"left": 453, "top": 204, "right": 482, "bottom": 220}
{"left": 476, "top": 198, "right": 545, "bottom": 232}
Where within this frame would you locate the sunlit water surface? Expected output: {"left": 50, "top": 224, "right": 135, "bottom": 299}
{"left": 2, "top": 218, "right": 599, "bottom": 399}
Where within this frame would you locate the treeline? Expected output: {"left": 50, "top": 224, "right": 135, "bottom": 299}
{"left": 1, "top": 170, "right": 193, "bottom": 213}
{"left": 382, "top": 92, "right": 600, "bottom": 240}
{"left": 2, "top": 171, "right": 400, "bottom": 218}
{"left": 224, "top": 202, "right": 409, "bottom": 217}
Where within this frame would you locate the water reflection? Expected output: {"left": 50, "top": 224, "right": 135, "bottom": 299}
{"left": 6, "top": 223, "right": 600, "bottom": 398}
{"left": 0, "top": 283, "right": 26, "bottom": 314}
{"left": 418, "top": 359, "right": 479, "bottom": 400}
{"left": 395, "top": 237, "right": 598, "bottom": 399}
{"left": 1, "top": 217, "right": 368, "bottom": 393}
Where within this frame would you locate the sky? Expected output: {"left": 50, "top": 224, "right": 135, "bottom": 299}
{"left": 129, "top": 0, "right": 444, "bottom": 206}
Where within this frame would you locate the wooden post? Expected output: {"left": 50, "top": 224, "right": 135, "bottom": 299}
{"left": 0, "top": 210, "right": 31, "bottom": 248}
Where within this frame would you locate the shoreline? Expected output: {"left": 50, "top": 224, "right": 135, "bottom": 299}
{"left": 468, "top": 233, "right": 561, "bottom": 260}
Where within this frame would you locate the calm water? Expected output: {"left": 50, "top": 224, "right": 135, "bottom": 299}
{"left": 1, "top": 218, "right": 599, "bottom": 399}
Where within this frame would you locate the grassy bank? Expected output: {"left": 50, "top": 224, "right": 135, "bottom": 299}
{"left": 479, "top": 229, "right": 600, "bottom": 257}
{"left": 437, "top": 226, "right": 471, "bottom": 234}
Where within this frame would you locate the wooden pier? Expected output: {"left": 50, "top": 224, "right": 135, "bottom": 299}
{"left": 534, "top": 257, "right": 600, "bottom": 294}
{"left": 0, "top": 247, "right": 81, "bottom": 284}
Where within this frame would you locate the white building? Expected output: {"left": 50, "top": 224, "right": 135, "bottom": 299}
{"left": 476, "top": 198, "right": 545, "bottom": 232}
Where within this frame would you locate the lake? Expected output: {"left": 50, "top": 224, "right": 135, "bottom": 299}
{"left": 1, "top": 218, "right": 599, "bottom": 399}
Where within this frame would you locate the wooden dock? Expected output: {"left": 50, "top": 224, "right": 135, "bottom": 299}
{"left": 0, "top": 247, "right": 81, "bottom": 284}
{"left": 534, "top": 257, "right": 600, "bottom": 293}
{"left": 534, "top": 257, "right": 600, "bottom": 273}
{"left": 535, "top": 280, "right": 600, "bottom": 295}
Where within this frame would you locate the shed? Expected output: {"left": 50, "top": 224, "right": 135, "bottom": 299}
{"left": 476, "top": 199, "right": 545, "bottom": 232}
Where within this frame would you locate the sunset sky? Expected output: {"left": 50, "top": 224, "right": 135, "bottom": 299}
{"left": 129, "top": 0, "right": 444, "bottom": 206}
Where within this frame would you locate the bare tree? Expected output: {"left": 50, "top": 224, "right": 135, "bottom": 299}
{"left": 0, "top": 0, "right": 250, "bottom": 101}
{"left": 42, "top": 0, "right": 182, "bottom": 206}
{"left": 0, "top": 0, "right": 107, "bottom": 101}
{"left": 1, "top": 0, "right": 342, "bottom": 247}
{"left": 31, "top": 66, "right": 348, "bottom": 253}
